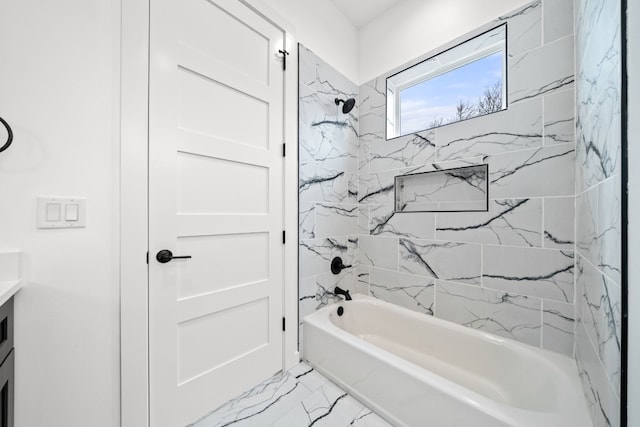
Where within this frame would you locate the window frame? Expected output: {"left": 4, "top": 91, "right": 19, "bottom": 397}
{"left": 386, "top": 23, "right": 508, "bottom": 140}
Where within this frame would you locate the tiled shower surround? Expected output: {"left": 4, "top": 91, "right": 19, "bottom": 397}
{"left": 298, "top": 44, "right": 359, "bottom": 344}
{"left": 367, "top": 0, "right": 576, "bottom": 353}
{"left": 299, "top": 1, "right": 621, "bottom": 424}
{"left": 299, "top": 1, "right": 576, "bottom": 350}
{"left": 574, "top": 0, "right": 622, "bottom": 425}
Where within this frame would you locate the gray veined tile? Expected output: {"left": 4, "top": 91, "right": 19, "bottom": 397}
{"left": 542, "top": 299, "right": 575, "bottom": 356}
{"left": 369, "top": 204, "right": 436, "bottom": 240}
{"left": 543, "top": 0, "right": 574, "bottom": 43}
{"left": 498, "top": 0, "right": 542, "bottom": 57}
{"left": 358, "top": 170, "right": 396, "bottom": 204}
{"left": 399, "top": 157, "right": 486, "bottom": 176}
{"left": 299, "top": 45, "right": 358, "bottom": 101}
{"left": 575, "top": 0, "right": 613, "bottom": 58}
{"left": 435, "top": 280, "right": 542, "bottom": 346}
{"left": 299, "top": 202, "right": 316, "bottom": 239}
{"left": 399, "top": 238, "right": 481, "bottom": 285}
{"left": 355, "top": 264, "right": 371, "bottom": 296}
{"left": 577, "top": 255, "right": 621, "bottom": 392}
{"left": 509, "top": 35, "right": 574, "bottom": 104}
{"left": 271, "top": 381, "right": 366, "bottom": 427}
{"left": 358, "top": 119, "right": 384, "bottom": 146}
{"left": 359, "top": 139, "right": 371, "bottom": 175}
{"left": 368, "top": 129, "right": 436, "bottom": 173}
{"left": 359, "top": 235, "right": 399, "bottom": 271}
{"left": 576, "top": 87, "right": 621, "bottom": 192}
{"left": 298, "top": 45, "right": 359, "bottom": 174}
{"left": 358, "top": 204, "right": 370, "bottom": 234}
{"left": 369, "top": 267, "right": 435, "bottom": 315}
{"left": 575, "top": 177, "right": 621, "bottom": 284}
{"left": 299, "top": 236, "right": 358, "bottom": 278}
{"left": 359, "top": 77, "right": 386, "bottom": 117}
{"left": 286, "top": 363, "right": 330, "bottom": 392}
{"left": 191, "top": 369, "right": 311, "bottom": 427}
{"left": 435, "top": 198, "right": 542, "bottom": 247}
{"left": 358, "top": 77, "right": 386, "bottom": 141}
{"left": 575, "top": 0, "right": 620, "bottom": 121}
{"left": 299, "top": 276, "right": 319, "bottom": 326}
{"left": 314, "top": 203, "right": 358, "bottom": 238}
{"left": 488, "top": 143, "right": 575, "bottom": 198}
{"left": 298, "top": 115, "right": 358, "bottom": 174}
{"left": 191, "top": 363, "right": 384, "bottom": 427}
{"left": 436, "top": 98, "right": 542, "bottom": 161}
{"left": 299, "top": 164, "right": 358, "bottom": 203}
{"left": 543, "top": 196, "right": 575, "bottom": 249}
{"left": 576, "top": 186, "right": 598, "bottom": 263}
{"left": 597, "top": 175, "right": 621, "bottom": 284}
{"left": 350, "top": 408, "right": 393, "bottom": 427}
{"left": 483, "top": 245, "right": 575, "bottom": 303}
{"left": 544, "top": 89, "right": 575, "bottom": 146}
{"left": 575, "top": 320, "right": 620, "bottom": 427}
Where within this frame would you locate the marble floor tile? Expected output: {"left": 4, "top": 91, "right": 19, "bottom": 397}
{"left": 190, "top": 362, "right": 391, "bottom": 427}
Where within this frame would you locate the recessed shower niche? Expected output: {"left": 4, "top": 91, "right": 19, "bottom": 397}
{"left": 394, "top": 164, "right": 488, "bottom": 212}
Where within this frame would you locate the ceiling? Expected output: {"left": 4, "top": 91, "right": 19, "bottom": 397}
{"left": 330, "top": 0, "right": 406, "bottom": 28}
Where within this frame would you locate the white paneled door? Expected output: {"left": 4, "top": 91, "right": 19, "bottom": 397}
{"left": 148, "top": 0, "right": 285, "bottom": 425}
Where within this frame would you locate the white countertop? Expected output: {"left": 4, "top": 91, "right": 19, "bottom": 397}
{"left": 0, "top": 280, "right": 21, "bottom": 307}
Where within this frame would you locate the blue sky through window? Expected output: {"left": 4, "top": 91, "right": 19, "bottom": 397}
{"left": 399, "top": 51, "right": 504, "bottom": 135}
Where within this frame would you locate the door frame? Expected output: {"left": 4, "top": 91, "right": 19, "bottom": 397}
{"left": 119, "top": 1, "right": 299, "bottom": 425}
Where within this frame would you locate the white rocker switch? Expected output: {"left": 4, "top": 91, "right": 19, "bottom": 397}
{"left": 45, "top": 203, "right": 61, "bottom": 222}
{"left": 65, "top": 204, "right": 79, "bottom": 221}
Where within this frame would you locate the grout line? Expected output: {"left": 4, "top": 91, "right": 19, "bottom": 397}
{"left": 575, "top": 172, "right": 620, "bottom": 197}
{"left": 541, "top": 197, "right": 546, "bottom": 248}
{"left": 577, "top": 250, "right": 622, "bottom": 288}
{"left": 542, "top": 79, "right": 547, "bottom": 146}
{"left": 395, "top": 236, "right": 570, "bottom": 252}
{"left": 480, "top": 244, "right": 484, "bottom": 287}
{"left": 540, "top": 299, "right": 545, "bottom": 348}
{"left": 433, "top": 279, "right": 438, "bottom": 317}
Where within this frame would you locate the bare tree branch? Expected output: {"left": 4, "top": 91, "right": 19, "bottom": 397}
{"left": 477, "top": 81, "right": 503, "bottom": 115}
{"left": 454, "top": 99, "right": 476, "bottom": 121}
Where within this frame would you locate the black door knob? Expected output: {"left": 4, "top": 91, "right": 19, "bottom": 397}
{"left": 156, "top": 249, "right": 192, "bottom": 263}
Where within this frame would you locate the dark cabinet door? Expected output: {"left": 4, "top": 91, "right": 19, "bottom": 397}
{"left": 0, "top": 299, "right": 13, "bottom": 366}
{"left": 0, "top": 350, "right": 13, "bottom": 427}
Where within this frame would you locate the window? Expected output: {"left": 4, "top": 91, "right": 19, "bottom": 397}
{"left": 387, "top": 24, "right": 507, "bottom": 139}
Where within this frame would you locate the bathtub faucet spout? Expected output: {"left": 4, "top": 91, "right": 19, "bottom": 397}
{"left": 334, "top": 286, "right": 352, "bottom": 301}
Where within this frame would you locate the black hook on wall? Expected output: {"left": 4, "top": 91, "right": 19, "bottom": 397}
{"left": 0, "top": 116, "right": 14, "bottom": 154}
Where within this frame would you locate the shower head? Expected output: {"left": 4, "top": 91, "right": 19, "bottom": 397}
{"left": 335, "top": 97, "right": 356, "bottom": 114}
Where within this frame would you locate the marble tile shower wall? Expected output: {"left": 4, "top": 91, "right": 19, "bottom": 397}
{"left": 357, "top": 0, "right": 577, "bottom": 355}
{"left": 298, "top": 45, "right": 359, "bottom": 347}
{"left": 574, "top": 0, "right": 622, "bottom": 425}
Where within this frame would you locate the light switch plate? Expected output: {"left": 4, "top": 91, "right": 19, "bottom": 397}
{"left": 37, "top": 197, "right": 87, "bottom": 229}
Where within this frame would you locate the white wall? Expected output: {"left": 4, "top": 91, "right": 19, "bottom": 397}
{"left": 628, "top": 0, "right": 638, "bottom": 423}
{"left": 358, "top": 0, "right": 531, "bottom": 83}
{"left": 0, "top": 0, "right": 121, "bottom": 426}
{"left": 246, "top": 0, "right": 359, "bottom": 83}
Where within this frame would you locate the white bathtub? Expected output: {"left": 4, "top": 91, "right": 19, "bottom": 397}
{"left": 303, "top": 295, "right": 592, "bottom": 427}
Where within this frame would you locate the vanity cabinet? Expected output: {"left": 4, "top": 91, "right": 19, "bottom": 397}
{"left": 0, "top": 298, "right": 14, "bottom": 427}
